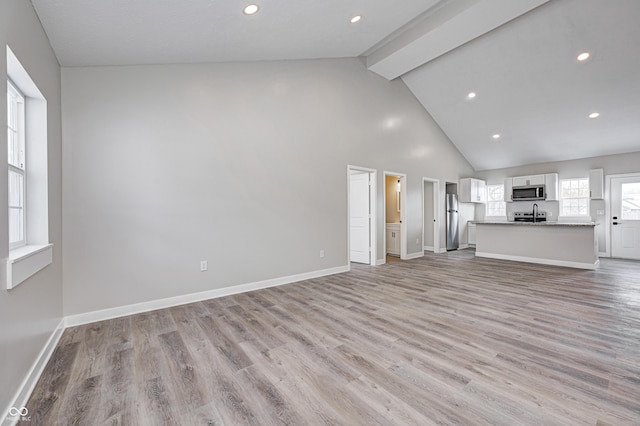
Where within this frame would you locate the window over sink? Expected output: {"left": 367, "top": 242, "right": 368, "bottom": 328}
{"left": 560, "top": 178, "right": 589, "bottom": 217}
{"left": 485, "top": 184, "right": 506, "bottom": 218}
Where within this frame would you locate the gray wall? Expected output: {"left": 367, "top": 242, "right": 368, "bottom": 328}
{"left": 475, "top": 150, "right": 640, "bottom": 253}
{"left": 62, "top": 58, "right": 474, "bottom": 316}
{"left": 0, "top": 0, "right": 63, "bottom": 412}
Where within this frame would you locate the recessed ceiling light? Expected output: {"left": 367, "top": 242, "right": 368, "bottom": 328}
{"left": 492, "top": 134, "right": 501, "bottom": 140}
{"left": 350, "top": 15, "right": 362, "bottom": 24}
{"left": 243, "top": 4, "right": 259, "bottom": 15}
{"left": 588, "top": 112, "right": 600, "bottom": 118}
{"left": 577, "top": 52, "right": 590, "bottom": 61}
{"left": 467, "top": 92, "right": 476, "bottom": 99}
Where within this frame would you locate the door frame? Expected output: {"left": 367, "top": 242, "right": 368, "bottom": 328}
{"left": 347, "top": 165, "right": 377, "bottom": 266}
{"left": 422, "top": 177, "right": 441, "bottom": 253}
{"left": 606, "top": 172, "right": 640, "bottom": 258}
{"left": 383, "top": 171, "right": 407, "bottom": 261}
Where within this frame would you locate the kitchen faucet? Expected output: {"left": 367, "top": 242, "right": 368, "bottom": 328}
{"left": 532, "top": 203, "right": 538, "bottom": 223}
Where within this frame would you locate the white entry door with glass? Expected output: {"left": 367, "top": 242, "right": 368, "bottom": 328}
{"left": 611, "top": 175, "right": 640, "bottom": 260}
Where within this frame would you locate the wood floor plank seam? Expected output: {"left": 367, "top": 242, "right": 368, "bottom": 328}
{"left": 24, "top": 250, "right": 640, "bottom": 425}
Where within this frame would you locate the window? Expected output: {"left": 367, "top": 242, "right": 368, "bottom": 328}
{"left": 486, "top": 184, "right": 506, "bottom": 217}
{"left": 560, "top": 178, "right": 589, "bottom": 216}
{"left": 621, "top": 182, "right": 640, "bottom": 220}
{"left": 7, "top": 80, "right": 26, "bottom": 248}
{"left": 5, "top": 45, "right": 52, "bottom": 289}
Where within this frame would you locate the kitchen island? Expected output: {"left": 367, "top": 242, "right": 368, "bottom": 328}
{"left": 474, "top": 221, "right": 599, "bottom": 270}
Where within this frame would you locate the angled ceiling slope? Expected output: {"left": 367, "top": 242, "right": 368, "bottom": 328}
{"left": 366, "top": 0, "right": 640, "bottom": 171}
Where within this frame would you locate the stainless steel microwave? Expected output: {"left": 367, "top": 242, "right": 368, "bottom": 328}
{"left": 512, "top": 185, "right": 546, "bottom": 201}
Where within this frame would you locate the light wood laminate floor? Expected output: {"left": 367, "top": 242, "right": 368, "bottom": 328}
{"left": 26, "top": 250, "right": 640, "bottom": 425}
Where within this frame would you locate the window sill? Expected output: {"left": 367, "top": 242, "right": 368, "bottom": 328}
{"left": 6, "top": 244, "right": 53, "bottom": 290}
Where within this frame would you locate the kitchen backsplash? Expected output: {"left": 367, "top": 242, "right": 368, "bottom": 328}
{"left": 506, "top": 200, "right": 559, "bottom": 222}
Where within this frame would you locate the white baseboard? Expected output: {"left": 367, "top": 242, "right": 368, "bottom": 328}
{"left": 459, "top": 243, "right": 469, "bottom": 249}
{"left": 405, "top": 252, "right": 424, "bottom": 260}
{"left": 423, "top": 245, "right": 433, "bottom": 252}
{"left": 2, "top": 318, "right": 65, "bottom": 425}
{"left": 4, "top": 265, "right": 351, "bottom": 420}
{"left": 65, "top": 265, "right": 349, "bottom": 327}
{"left": 475, "top": 251, "right": 599, "bottom": 270}
{"left": 376, "top": 258, "right": 386, "bottom": 265}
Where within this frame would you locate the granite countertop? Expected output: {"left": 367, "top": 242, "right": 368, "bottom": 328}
{"left": 470, "top": 221, "right": 598, "bottom": 227}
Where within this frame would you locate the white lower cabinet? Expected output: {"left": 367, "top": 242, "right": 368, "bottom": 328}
{"left": 386, "top": 223, "right": 401, "bottom": 256}
{"left": 468, "top": 222, "right": 476, "bottom": 246}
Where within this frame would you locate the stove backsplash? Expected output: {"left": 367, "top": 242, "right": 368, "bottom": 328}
{"left": 506, "top": 200, "right": 558, "bottom": 222}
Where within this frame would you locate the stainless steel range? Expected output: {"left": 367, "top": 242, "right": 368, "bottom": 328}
{"left": 513, "top": 211, "right": 547, "bottom": 222}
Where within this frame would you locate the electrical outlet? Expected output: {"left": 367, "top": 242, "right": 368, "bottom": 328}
{"left": 200, "top": 260, "right": 208, "bottom": 272}
{"left": 319, "top": 250, "right": 325, "bottom": 258}
{"left": 416, "top": 238, "right": 420, "bottom": 244}
{"left": 597, "top": 210, "right": 604, "bottom": 216}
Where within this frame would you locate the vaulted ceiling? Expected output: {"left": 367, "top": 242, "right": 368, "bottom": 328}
{"left": 30, "top": 0, "right": 640, "bottom": 171}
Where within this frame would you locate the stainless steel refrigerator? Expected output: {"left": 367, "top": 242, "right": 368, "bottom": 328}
{"left": 446, "top": 193, "right": 459, "bottom": 251}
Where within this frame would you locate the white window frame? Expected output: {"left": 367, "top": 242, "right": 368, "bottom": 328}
{"left": 485, "top": 183, "right": 506, "bottom": 219}
{"left": 7, "top": 79, "right": 26, "bottom": 249}
{"left": 621, "top": 182, "right": 640, "bottom": 220}
{"left": 559, "top": 177, "right": 590, "bottom": 218}
{"left": 5, "top": 45, "right": 52, "bottom": 290}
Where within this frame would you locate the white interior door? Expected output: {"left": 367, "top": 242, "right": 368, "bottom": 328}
{"left": 350, "top": 172, "right": 370, "bottom": 264}
{"left": 611, "top": 175, "right": 640, "bottom": 259}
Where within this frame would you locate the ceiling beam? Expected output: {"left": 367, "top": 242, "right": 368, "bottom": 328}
{"left": 366, "top": 0, "right": 550, "bottom": 80}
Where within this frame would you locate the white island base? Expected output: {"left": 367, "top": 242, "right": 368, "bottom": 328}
{"left": 475, "top": 222, "right": 599, "bottom": 270}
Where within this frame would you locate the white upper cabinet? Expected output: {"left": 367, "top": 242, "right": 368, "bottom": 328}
{"left": 513, "top": 174, "right": 545, "bottom": 186}
{"left": 589, "top": 168, "right": 604, "bottom": 199}
{"left": 512, "top": 176, "right": 528, "bottom": 187}
{"left": 529, "top": 175, "right": 545, "bottom": 185}
{"left": 504, "top": 178, "right": 513, "bottom": 203}
{"left": 508, "top": 174, "right": 557, "bottom": 201}
{"left": 545, "top": 173, "right": 559, "bottom": 201}
{"left": 459, "top": 178, "right": 486, "bottom": 203}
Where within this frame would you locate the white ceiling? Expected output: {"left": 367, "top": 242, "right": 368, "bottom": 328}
{"left": 30, "top": 0, "right": 640, "bottom": 171}
{"left": 30, "top": 0, "right": 440, "bottom": 67}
